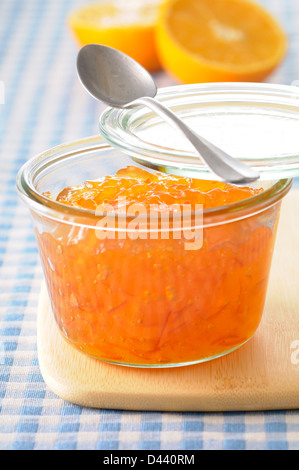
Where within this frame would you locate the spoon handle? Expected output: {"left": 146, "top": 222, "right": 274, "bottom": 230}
{"left": 134, "top": 96, "right": 259, "bottom": 185}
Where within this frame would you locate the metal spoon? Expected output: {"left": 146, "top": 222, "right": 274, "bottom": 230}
{"left": 77, "top": 44, "right": 259, "bottom": 185}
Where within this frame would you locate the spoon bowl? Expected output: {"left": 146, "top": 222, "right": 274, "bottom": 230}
{"left": 77, "top": 44, "right": 260, "bottom": 185}
{"left": 77, "top": 44, "right": 157, "bottom": 107}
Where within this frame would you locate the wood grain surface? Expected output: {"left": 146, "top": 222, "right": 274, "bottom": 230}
{"left": 37, "top": 189, "right": 299, "bottom": 411}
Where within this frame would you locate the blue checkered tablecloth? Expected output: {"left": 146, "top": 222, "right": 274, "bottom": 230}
{"left": 0, "top": 0, "right": 299, "bottom": 451}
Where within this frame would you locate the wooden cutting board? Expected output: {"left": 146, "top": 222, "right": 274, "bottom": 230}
{"left": 37, "top": 189, "right": 299, "bottom": 411}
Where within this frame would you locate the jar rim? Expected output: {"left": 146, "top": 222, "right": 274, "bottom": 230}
{"left": 16, "top": 135, "right": 292, "bottom": 227}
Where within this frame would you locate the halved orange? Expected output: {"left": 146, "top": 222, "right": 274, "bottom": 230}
{"left": 155, "top": 0, "right": 287, "bottom": 83}
{"left": 67, "top": 1, "right": 161, "bottom": 72}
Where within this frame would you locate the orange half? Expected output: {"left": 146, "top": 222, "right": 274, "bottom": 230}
{"left": 155, "top": 0, "right": 287, "bottom": 83}
{"left": 68, "top": 1, "right": 161, "bottom": 72}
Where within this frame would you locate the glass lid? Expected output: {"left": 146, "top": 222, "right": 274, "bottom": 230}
{"left": 99, "top": 82, "right": 299, "bottom": 181}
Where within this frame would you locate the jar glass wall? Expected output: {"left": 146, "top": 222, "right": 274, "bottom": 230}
{"left": 17, "top": 136, "right": 292, "bottom": 367}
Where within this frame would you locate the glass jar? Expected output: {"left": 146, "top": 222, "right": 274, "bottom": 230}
{"left": 17, "top": 135, "right": 292, "bottom": 367}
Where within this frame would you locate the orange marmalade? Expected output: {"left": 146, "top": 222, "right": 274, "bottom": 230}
{"left": 38, "top": 166, "right": 279, "bottom": 366}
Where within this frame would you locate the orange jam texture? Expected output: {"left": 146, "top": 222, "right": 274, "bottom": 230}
{"left": 56, "top": 165, "right": 263, "bottom": 210}
{"left": 38, "top": 166, "right": 279, "bottom": 365}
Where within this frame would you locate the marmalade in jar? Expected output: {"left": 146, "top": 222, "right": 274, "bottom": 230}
{"left": 37, "top": 165, "right": 279, "bottom": 366}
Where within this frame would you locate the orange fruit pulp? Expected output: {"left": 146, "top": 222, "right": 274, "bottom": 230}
{"left": 155, "top": 0, "right": 287, "bottom": 83}
{"left": 37, "top": 167, "right": 280, "bottom": 366}
{"left": 67, "top": 1, "right": 161, "bottom": 72}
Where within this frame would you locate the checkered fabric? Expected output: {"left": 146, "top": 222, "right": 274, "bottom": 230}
{"left": 0, "top": 0, "right": 299, "bottom": 451}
